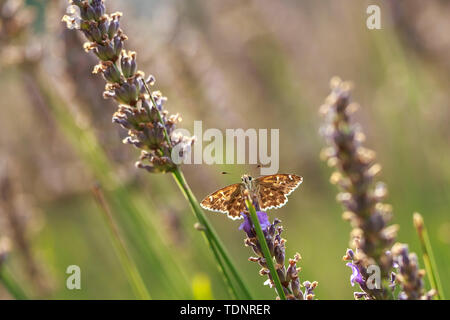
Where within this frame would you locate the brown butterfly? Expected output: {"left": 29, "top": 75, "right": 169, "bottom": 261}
{"left": 200, "top": 174, "right": 303, "bottom": 220}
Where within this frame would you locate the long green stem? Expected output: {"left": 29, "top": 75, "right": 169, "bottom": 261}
{"left": 205, "top": 232, "right": 238, "bottom": 300}
{"left": 413, "top": 213, "right": 445, "bottom": 300}
{"left": 0, "top": 267, "right": 28, "bottom": 300}
{"left": 92, "top": 186, "right": 151, "bottom": 300}
{"left": 172, "top": 168, "right": 253, "bottom": 300}
{"left": 245, "top": 199, "right": 286, "bottom": 300}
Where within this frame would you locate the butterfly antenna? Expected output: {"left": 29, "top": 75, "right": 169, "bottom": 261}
{"left": 219, "top": 167, "right": 240, "bottom": 180}
{"left": 250, "top": 164, "right": 262, "bottom": 177}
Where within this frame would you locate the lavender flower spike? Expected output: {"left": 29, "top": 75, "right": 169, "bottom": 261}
{"left": 241, "top": 211, "right": 317, "bottom": 300}
{"left": 321, "top": 77, "right": 431, "bottom": 300}
{"left": 62, "top": 0, "right": 194, "bottom": 174}
{"left": 392, "top": 243, "right": 436, "bottom": 300}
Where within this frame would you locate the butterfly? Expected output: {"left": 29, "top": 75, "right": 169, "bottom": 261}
{"left": 200, "top": 174, "right": 303, "bottom": 220}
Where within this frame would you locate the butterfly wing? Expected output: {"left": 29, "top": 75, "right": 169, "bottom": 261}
{"left": 256, "top": 174, "right": 303, "bottom": 210}
{"left": 200, "top": 183, "right": 246, "bottom": 220}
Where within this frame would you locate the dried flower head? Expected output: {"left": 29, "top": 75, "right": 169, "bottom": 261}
{"left": 63, "top": 0, "right": 193, "bottom": 173}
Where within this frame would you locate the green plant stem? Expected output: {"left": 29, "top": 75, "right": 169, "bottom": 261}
{"left": 245, "top": 199, "right": 286, "bottom": 300}
{"left": 414, "top": 213, "right": 445, "bottom": 300}
{"left": 205, "top": 233, "right": 238, "bottom": 300}
{"left": 142, "top": 81, "right": 251, "bottom": 299}
{"left": 172, "top": 168, "right": 253, "bottom": 300}
{"left": 0, "top": 267, "right": 28, "bottom": 300}
{"left": 22, "top": 65, "right": 192, "bottom": 298}
{"left": 92, "top": 186, "right": 151, "bottom": 300}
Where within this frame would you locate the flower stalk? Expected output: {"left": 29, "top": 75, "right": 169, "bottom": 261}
{"left": 92, "top": 185, "right": 151, "bottom": 300}
{"left": 391, "top": 243, "right": 435, "bottom": 300}
{"left": 245, "top": 197, "right": 286, "bottom": 300}
{"left": 62, "top": 0, "right": 250, "bottom": 299}
{"left": 0, "top": 268, "right": 29, "bottom": 300}
{"left": 172, "top": 168, "right": 252, "bottom": 299}
{"left": 0, "top": 237, "right": 29, "bottom": 300}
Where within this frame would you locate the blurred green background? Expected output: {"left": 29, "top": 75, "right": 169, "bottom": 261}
{"left": 0, "top": 0, "right": 449, "bottom": 300}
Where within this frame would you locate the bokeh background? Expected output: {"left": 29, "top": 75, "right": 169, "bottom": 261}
{"left": 0, "top": 0, "right": 449, "bottom": 300}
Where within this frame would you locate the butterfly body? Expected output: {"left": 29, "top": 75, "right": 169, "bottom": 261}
{"left": 200, "top": 174, "right": 303, "bottom": 220}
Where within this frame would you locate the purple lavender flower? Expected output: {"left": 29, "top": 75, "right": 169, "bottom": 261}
{"left": 391, "top": 243, "right": 435, "bottom": 300}
{"left": 239, "top": 211, "right": 270, "bottom": 237}
{"left": 346, "top": 262, "right": 364, "bottom": 287}
{"left": 320, "top": 78, "right": 399, "bottom": 299}
{"left": 62, "top": 0, "right": 193, "bottom": 174}
{"left": 241, "top": 212, "right": 317, "bottom": 300}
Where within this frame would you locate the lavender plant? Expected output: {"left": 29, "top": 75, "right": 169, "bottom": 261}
{"left": 62, "top": 0, "right": 251, "bottom": 299}
{"left": 320, "top": 77, "right": 434, "bottom": 300}
{"left": 0, "top": 0, "right": 173, "bottom": 299}
{"left": 241, "top": 210, "right": 317, "bottom": 300}
{"left": 63, "top": 7, "right": 193, "bottom": 173}
{"left": 241, "top": 193, "right": 317, "bottom": 300}
{"left": 92, "top": 185, "right": 151, "bottom": 300}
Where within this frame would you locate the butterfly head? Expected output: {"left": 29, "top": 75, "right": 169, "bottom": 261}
{"left": 241, "top": 174, "right": 254, "bottom": 190}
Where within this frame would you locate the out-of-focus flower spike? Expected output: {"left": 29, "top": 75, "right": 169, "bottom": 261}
{"left": 320, "top": 77, "right": 428, "bottom": 300}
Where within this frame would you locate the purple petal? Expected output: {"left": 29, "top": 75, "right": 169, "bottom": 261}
{"left": 239, "top": 213, "right": 251, "bottom": 234}
{"left": 239, "top": 211, "right": 270, "bottom": 236}
{"left": 346, "top": 262, "right": 364, "bottom": 287}
{"left": 256, "top": 211, "right": 270, "bottom": 231}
